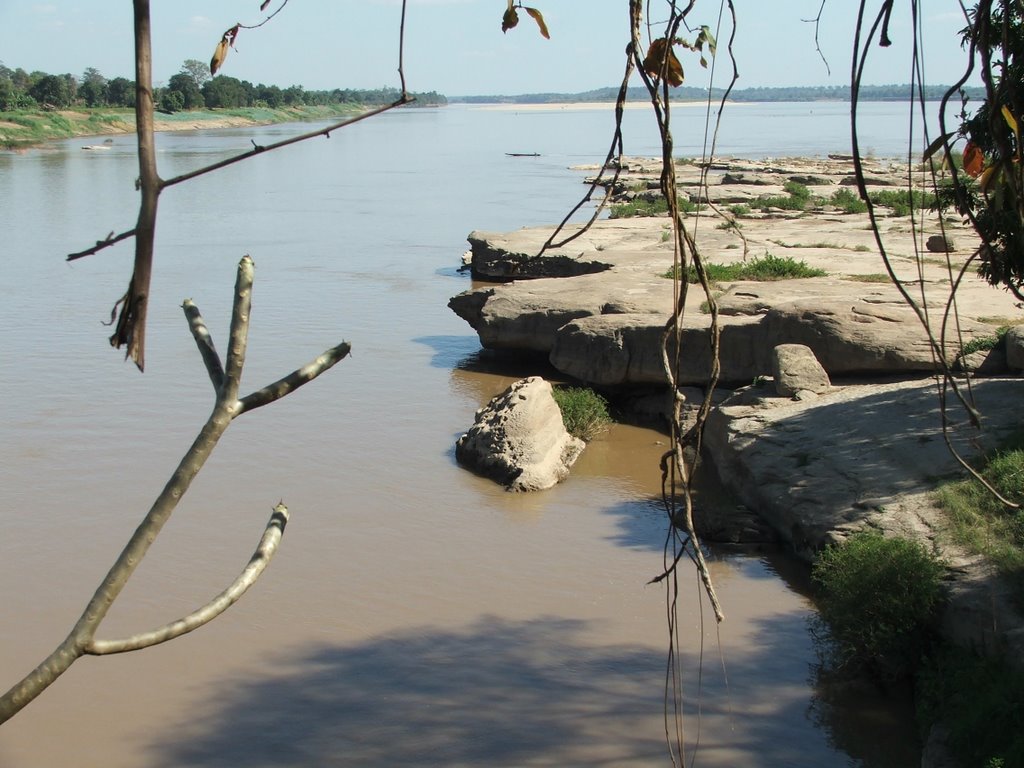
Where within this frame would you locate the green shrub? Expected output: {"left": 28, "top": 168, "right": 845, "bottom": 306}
{"left": 551, "top": 386, "right": 611, "bottom": 442}
{"left": 754, "top": 192, "right": 809, "bottom": 211}
{"left": 829, "top": 188, "right": 869, "bottom": 214}
{"left": 868, "top": 188, "right": 938, "bottom": 217}
{"left": 609, "top": 195, "right": 696, "bottom": 219}
{"left": 728, "top": 203, "right": 751, "bottom": 216}
{"left": 812, "top": 531, "right": 944, "bottom": 679}
{"left": 664, "top": 252, "right": 826, "bottom": 282}
{"left": 783, "top": 180, "right": 812, "bottom": 200}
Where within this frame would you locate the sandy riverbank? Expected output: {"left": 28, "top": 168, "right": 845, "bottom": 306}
{"left": 0, "top": 104, "right": 365, "bottom": 149}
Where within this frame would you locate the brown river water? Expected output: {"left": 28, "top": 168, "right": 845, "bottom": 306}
{"left": 0, "top": 105, "right": 919, "bottom": 766}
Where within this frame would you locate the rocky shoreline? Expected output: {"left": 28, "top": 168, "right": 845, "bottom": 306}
{"left": 449, "top": 154, "right": 1024, "bottom": 671}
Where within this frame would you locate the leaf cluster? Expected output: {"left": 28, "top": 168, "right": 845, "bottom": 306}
{"left": 501, "top": 1, "right": 549, "bottom": 39}
{"left": 642, "top": 26, "right": 716, "bottom": 88}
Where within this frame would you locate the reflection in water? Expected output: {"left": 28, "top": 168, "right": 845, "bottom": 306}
{"left": 0, "top": 111, "right": 919, "bottom": 766}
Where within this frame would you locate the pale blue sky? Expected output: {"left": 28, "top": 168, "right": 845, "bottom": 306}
{"left": 0, "top": 1, "right": 977, "bottom": 95}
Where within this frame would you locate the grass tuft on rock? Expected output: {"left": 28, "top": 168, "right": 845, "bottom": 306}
{"left": 934, "top": 430, "right": 1024, "bottom": 606}
{"left": 663, "top": 252, "right": 826, "bottom": 282}
{"left": 551, "top": 386, "right": 612, "bottom": 442}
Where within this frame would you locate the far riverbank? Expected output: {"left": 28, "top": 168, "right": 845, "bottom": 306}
{"left": 0, "top": 103, "right": 374, "bottom": 149}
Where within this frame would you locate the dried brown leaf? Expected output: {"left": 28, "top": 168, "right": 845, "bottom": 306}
{"left": 525, "top": 7, "right": 550, "bottom": 39}
{"left": 210, "top": 39, "right": 230, "bottom": 75}
{"left": 964, "top": 141, "right": 985, "bottom": 178}
{"left": 502, "top": 6, "right": 519, "bottom": 33}
{"left": 644, "top": 38, "right": 684, "bottom": 87}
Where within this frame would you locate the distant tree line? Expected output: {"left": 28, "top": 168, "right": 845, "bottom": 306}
{"left": 451, "top": 83, "right": 986, "bottom": 105}
{"left": 0, "top": 60, "right": 447, "bottom": 113}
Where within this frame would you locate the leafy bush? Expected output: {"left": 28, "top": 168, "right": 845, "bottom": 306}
{"left": 609, "top": 195, "right": 696, "bottom": 219}
{"left": 829, "top": 187, "right": 869, "bottom": 214}
{"left": 812, "top": 531, "right": 944, "bottom": 679}
{"left": 868, "top": 188, "right": 938, "bottom": 217}
{"left": 551, "top": 386, "right": 611, "bottom": 442}
{"left": 728, "top": 203, "right": 751, "bottom": 216}
{"left": 783, "top": 180, "right": 812, "bottom": 200}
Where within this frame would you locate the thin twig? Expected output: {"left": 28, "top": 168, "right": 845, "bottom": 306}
{"left": 160, "top": 99, "right": 412, "bottom": 191}
{"left": 67, "top": 228, "right": 137, "bottom": 262}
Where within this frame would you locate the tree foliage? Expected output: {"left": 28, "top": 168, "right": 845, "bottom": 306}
{"left": 938, "top": 2, "right": 1024, "bottom": 300}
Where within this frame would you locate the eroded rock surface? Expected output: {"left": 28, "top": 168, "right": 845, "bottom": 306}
{"left": 451, "top": 156, "right": 1020, "bottom": 389}
{"left": 455, "top": 377, "right": 584, "bottom": 492}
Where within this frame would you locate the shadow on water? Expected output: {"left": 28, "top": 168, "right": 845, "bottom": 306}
{"left": 145, "top": 613, "right": 917, "bottom": 768}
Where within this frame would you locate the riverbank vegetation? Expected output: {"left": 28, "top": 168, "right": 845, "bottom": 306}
{"left": 935, "top": 430, "right": 1024, "bottom": 606}
{"left": 0, "top": 59, "right": 446, "bottom": 148}
{"left": 551, "top": 386, "right": 612, "bottom": 442}
{"left": 812, "top": 531, "right": 944, "bottom": 680}
{"left": 812, "top": 522, "right": 1024, "bottom": 767}
{"left": 662, "top": 252, "right": 826, "bottom": 282}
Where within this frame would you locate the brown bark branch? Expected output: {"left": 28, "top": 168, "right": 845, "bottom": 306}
{"left": 67, "top": 228, "right": 137, "bottom": 262}
{"left": 109, "top": 0, "right": 162, "bottom": 371}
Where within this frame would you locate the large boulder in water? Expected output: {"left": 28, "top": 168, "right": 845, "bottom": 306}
{"left": 456, "top": 377, "right": 585, "bottom": 492}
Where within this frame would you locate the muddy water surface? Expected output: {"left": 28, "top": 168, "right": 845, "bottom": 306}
{"left": 0, "top": 106, "right": 918, "bottom": 766}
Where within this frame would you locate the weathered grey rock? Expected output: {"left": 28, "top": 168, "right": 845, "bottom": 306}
{"left": 455, "top": 377, "right": 584, "bottom": 492}
{"left": 453, "top": 270, "right": 999, "bottom": 386}
{"left": 788, "top": 174, "right": 834, "bottom": 186}
{"left": 926, "top": 234, "right": 955, "bottom": 253}
{"left": 958, "top": 347, "right": 1008, "bottom": 376}
{"left": 772, "top": 344, "right": 831, "bottom": 396}
{"left": 1005, "top": 325, "right": 1024, "bottom": 370}
{"left": 465, "top": 230, "right": 612, "bottom": 281}
{"left": 839, "top": 174, "right": 901, "bottom": 187}
{"left": 721, "top": 172, "right": 776, "bottom": 185}
{"left": 703, "top": 377, "right": 1024, "bottom": 560}
{"left": 549, "top": 313, "right": 768, "bottom": 386}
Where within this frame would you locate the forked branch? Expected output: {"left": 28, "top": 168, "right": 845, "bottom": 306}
{"left": 0, "top": 256, "right": 350, "bottom": 725}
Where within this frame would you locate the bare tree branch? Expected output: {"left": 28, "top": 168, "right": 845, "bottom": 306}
{"left": 160, "top": 99, "right": 412, "bottom": 191}
{"left": 183, "top": 299, "right": 226, "bottom": 390}
{"left": 238, "top": 342, "right": 352, "bottom": 415}
{"left": 0, "top": 256, "right": 351, "bottom": 725}
{"left": 67, "top": 228, "right": 137, "bottom": 262}
{"left": 86, "top": 504, "right": 290, "bottom": 655}
{"left": 802, "top": 0, "right": 832, "bottom": 77}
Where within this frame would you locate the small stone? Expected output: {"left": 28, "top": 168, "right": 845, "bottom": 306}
{"left": 926, "top": 234, "right": 955, "bottom": 253}
{"left": 1005, "top": 325, "right": 1024, "bottom": 371}
{"left": 772, "top": 344, "right": 831, "bottom": 397}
